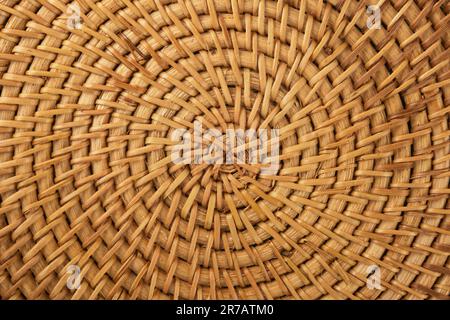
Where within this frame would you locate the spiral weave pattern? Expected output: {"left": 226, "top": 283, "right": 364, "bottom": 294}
{"left": 0, "top": 0, "right": 449, "bottom": 300}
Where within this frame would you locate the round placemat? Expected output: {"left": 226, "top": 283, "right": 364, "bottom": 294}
{"left": 0, "top": 0, "right": 449, "bottom": 299}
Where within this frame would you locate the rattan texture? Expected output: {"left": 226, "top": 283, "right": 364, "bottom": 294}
{"left": 0, "top": 0, "right": 449, "bottom": 300}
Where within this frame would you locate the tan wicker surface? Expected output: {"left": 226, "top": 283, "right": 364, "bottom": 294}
{"left": 0, "top": 0, "right": 449, "bottom": 300}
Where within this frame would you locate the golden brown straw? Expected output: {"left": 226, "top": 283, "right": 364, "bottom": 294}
{"left": 0, "top": 0, "right": 449, "bottom": 300}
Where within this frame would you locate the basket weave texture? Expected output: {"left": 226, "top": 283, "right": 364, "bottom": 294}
{"left": 0, "top": 0, "right": 449, "bottom": 300}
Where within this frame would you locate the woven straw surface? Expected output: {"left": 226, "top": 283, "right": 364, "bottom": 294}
{"left": 0, "top": 0, "right": 449, "bottom": 300}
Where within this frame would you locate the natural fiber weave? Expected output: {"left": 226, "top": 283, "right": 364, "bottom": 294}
{"left": 0, "top": 0, "right": 449, "bottom": 300}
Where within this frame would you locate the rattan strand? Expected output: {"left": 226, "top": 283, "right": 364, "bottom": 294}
{"left": 0, "top": 0, "right": 449, "bottom": 300}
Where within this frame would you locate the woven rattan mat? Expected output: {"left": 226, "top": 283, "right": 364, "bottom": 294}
{"left": 0, "top": 0, "right": 449, "bottom": 300}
